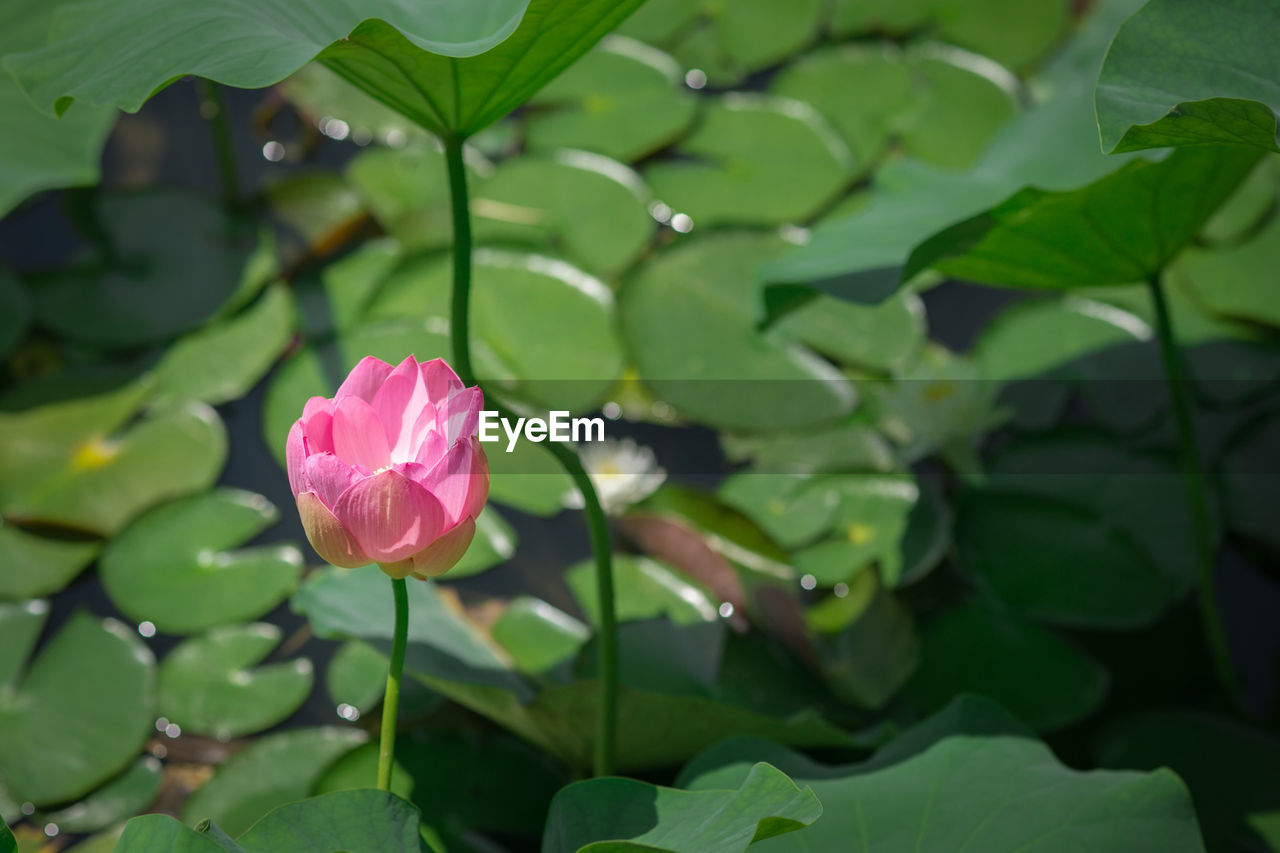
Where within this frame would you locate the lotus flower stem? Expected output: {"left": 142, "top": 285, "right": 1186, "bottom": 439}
{"left": 1147, "top": 273, "right": 1237, "bottom": 699}
{"left": 377, "top": 577, "right": 409, "bottom": 791}
{"left": 444, "top": 135, "right": 619, "bottom": 776}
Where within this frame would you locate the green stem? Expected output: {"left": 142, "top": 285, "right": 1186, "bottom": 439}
{"left": 443, "top": 135, "right": 618, "bottom": 776}
{"left": 197, "top": 79, "right": 240, "bottom": 207}
{"left": 377, "top": 577, "right": 409, "bottom": 791}
{"left": 1147, "top": 273, "right": 1237, "bottom": 696}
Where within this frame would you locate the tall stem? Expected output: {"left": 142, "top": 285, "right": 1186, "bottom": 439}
{"left": 1147, "top": 273, "right": 1237, "bottom": 696}
{"left": 197, "top": 79, "right": 240, "bottom": 207}
{"left": 377, "top": 577, "right": 409, "bottom": 790}
{"left": 444, "top": 135, "right": 618, "bottom": 776}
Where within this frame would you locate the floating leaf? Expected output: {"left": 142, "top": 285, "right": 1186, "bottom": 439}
{"left": 622, "top": 232, "right": 854, "bottom": 431}
{"left": 0, "top": 388, "right": 227, "bottom": 536}
{"left": 38, "top": 757, "right": 161, "bottom": 835}
{"left": 0, "top": 605, "right": 154, "bottom": 806}
{"left": 158, "top": 624, "right": 313, "bottom": 740}
{"left": 903, "top": 146, "right": 1262, "bottom": 289}
{"left": 0, "top": 523, "right": 99, "bottom": 601}
{"left": 490, "top": 597, "right": 589, "bottom": 675}
{"left": 774, "top": 291, "right": 926, "bottom": 374}
{"left": 906, "top": 599, "right": 1106, "bottom": 731}
{"left": 1096, "top": 0, "right": 1280, "bottom": 153}
{"left": 567, "top": 554, "right": 717, "bottom": 626}
{"left": 956, "top": 490, "right": 1176, "bottom": 628}
{"left": 525, "top": 37, "right": 698, "bottom": 162}
{"left": 153, "top": 284, "right": 295, "bottom": 406}
{"left": 471, "top": 151, "right": 655, "bottom": 277}
{"left": 362, "top": 250, "right": 625, "bottom": 411}
{"left": 100, "top": 489, "right": 303, "bottom": 635}
{"left": 667, "top": 0, "right": 826, "bottom": 86}
{"left": 646, "top": 95, "right": 852, "bottom": 227}
{"left": 181, "top": 728, "right": 367, "bottom": 837}
{"left": 679, "top": 695, "right": 1204, "bottom": 852}
{"left": 345, "top": 147, "right": 463, "bottom": 253}
{"left": 262, "top": 173, "right": 367, "bottom": 265}
{"left": 123, "top": 790, "right": 426, "bottom": 853}
{"left": 447, "top": 507, "right": 517, "bottom": 579}
{"left": 771, "top": 43, "right": 1018, "bottom": 170}
{"left": 1177, "top": 213, "right": 1280, "bottom": 329}
{"left": 27, "top": 192, "right": 271, "bottom": 349}
{"left": 325, "top": 640, "right": 389, "bottom": 715}
{"left": 544, "top": 762, "right": 822, "bottom": 853}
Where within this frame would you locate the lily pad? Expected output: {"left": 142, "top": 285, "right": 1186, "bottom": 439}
{"left": 774, "top": 290, "right": 926, "bottom": 374}
{"left": 0, "top": 391, "right": 227, "bottom": 536}
{"left": 543, "top": 762, "right": 822, "bottom": 853}
{"left": 0, "top": 523, "right": 99, "bottom": 601}
{"left": 525, "top": 37, "right": 698, "bottom": 163}
{"left": 181, "top": 728, "right": 368, "bottom": 837}
{"left": 153, "top": 284, "right": 295, "bottom": 406}
{"left": 956, "top": 490, "right": 1175, "bottom": 628}
{"left": 771, "top": 43, "right": 1018, "bottom": 170}
{"left": 490, "top": 597, "right": 590, "bottom": 675}
{"left": 158, "top": 624, "right": 314, "bottom": 740}
{"left": 100, "top": 489, "right": 304, "bottom": 635}
{"left": 325, "top": 640, "right": 389, "bottom": 715}
{"left": 0, "top": 605, "right": 154, "bottom": 806}
{"left": 362, "top": 249, "right": 624, "bottom": 410}
{"left": 666, "top": 0, "right": 825, "bottom": 86}
{"left": 903, "top": 145, "right": 1262, "bottom": 289}
{"left": 470, "top": 151, "right": 655, "bottom": 277}
{"left": 1177, "top": 213, "right": 1280, "bottom": 329}
{"left": 678, "top": 695, "right": 1203, "bottom": 852}
{"left": 906, "top": 598, "right": 1107, "bottom": 731}
{"left": 345, "top": 147, "right": 467, "bottom": 253}
{"left": 645, "top": 95, "right": 853, "bottom": 227}
{"left": 567, "top": 554, "right": 717, "bottom": 627}
{"left": 622, "top": 232, "right": 854, "bottom": 431}
{"left": 1096, "top": 0, "right": 1280, "bottom": 153}
{"left": 37, "top": 757, "right": 161, "bottom": 835}
{"left": 28, "top": 191, "right": 272, "bottom": 349}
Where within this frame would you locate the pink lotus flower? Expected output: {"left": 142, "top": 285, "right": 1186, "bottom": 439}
{"left": 286, "top": 355, "right": 489, "bottom": 580}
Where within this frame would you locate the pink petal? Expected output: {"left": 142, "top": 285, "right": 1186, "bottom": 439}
{"left": 411, "top": 516, "right": 477, "bottom": 579}
{"left": 413, "top": 428, "right": 448, "bottom": 468}
{"left": 304, "top": 453, "right": 362, "bottom": 508}
{"left": 442, "top": 387, "right": 483, "bottom": 445}
{"left": 420, "top": 358, "right": 465, "bottom": 400}
{"left": 401, "top": 402, "right": 440, "bottom": 463}
{"left": 335, "top": 356, "right": 393, "bottom": 402}
{"left": 372, "top": 356, "right": 433, "bottom": 461}
{"left": 405, "top": 436, "right": 490, "bottom": 525}
{"left": 301, "top": 396, "right": 335, "bottom": 455}
{"left": 297, "top": 492, "right": 371, "bottom": 568}
{"left": 286, "top": 421, "right": 308, "bottom": 498}
{"left": 333, "top": 469, "right": 447, "bottom": 563}
{"left": 332, "top": 396, "right": 391, "bottom": 470}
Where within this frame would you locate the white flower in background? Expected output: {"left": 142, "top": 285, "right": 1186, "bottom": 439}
{"left": 574, "top": 438, "right": 666, "bottom": 515}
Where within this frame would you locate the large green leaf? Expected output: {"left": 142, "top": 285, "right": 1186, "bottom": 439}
{"left": 544, "top": 763, "right": 821, "bottom": 853}
{"left": 120, "top": 790, "right": 428, "bottom": 853}
{"left": 5, "top": 0, "right": 531, "bottom": 112}
{"left": 678, "top": 696, "right": 1205, "bottom": 852}
{"left": 645, "top": 95, "right": 853, "bottom": 227}
{"left": 1098, "top": 711, "right": 1280, "bottom": 852}
{"left": 100, "top": 489, "right": 303, "bottom": 635}
{"left": 1096, "top": 0, "right": 1280, "bottom": 153}
{"left": 902, "top": 146, "right": 1261, "bottom": 289}
{"left": 906, "top": 599, "right": 1107, "bottom": 731}
{"left": 181, "top": 728, "right": 368, "bottom": 837}
{"left": 0, "top": 386, "right": 227, "bottom": 536}
{"left": 622, "top": 232, "right": 854, "bottom": 431}
{"left": 0, "top": 605, "right": 154, "bottom": 806}
{"left": 525, "top": 36, "right": 698, "bottom": 163}
{"left": 0, "top": 0, "right": 115, "bottom": 219}
{"left": 158, "top": 624, "right": 314, "bottom": 740}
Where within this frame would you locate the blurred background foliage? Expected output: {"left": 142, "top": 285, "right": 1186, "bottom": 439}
{"left": 1, "top": 0, "right": 1279, "bottom": 850}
